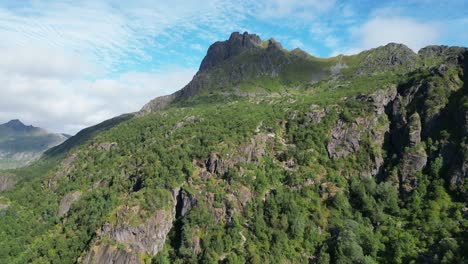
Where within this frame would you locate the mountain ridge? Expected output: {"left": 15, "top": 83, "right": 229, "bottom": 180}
{"left": 141, "top": 32, "right": 467, "bottom": 114}
{"left": 1, "top": 32, "right": 466, "bottom": 264}
{"left": 0, "top": 119, "right": 68, "bottom": 169}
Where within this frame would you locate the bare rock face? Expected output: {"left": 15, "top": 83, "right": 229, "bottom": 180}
{"left": 408, "top": 113, "right": 422, "bottom": 146}
{"left": 176, "top": 190, "right": 198, "bottom": 218}
{"left": 327, "top": 118, "right": 362, "bottom": 159}
{"left": 357, "top": 85, "right": 398, "bottom": 115}
{"left": 107, "top": 209, "right": 174, "bottom": 254}
{"left": 83, "top": 244, "right": 139, "bottom": 264}
{"left": 0, "top": 173, "right": 16, "bottom": 192}
{"left": 206, "top": 153, "right": 223, "bottom": 174}
{"left": 58, "top": 191, "right": 82, "bottom": 216}
{"left": 199, "top": 31, "right": 262, "bottom": 72}
{"left": 400, "top": 146, "right": 428, "bottom": 191}
{"left": 139, "top": 93, "right": 178, "bottom": 115}
{"left": 84, "top": 188, "right": 180, "bottom": 264}
{"left": 327, "top": 88, "right": 397, "bottom": 177}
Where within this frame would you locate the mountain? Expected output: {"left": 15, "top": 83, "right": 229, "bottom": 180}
{"left": 0, "top": 119, "right": 69, "bottom": 169}
{"left": 0, "top": 32, "right": 467, "bottom": 264}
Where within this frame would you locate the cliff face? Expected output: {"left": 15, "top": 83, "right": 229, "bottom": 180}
{"left": 83, "top": 188, "right": 180, "bottom": 263}
{"left": 0, "top": 173, "right": 16, "bottom": 192}
{"left": 199, "top": 32, "right": 263, "bottom": 72}
{"left": 140, "top": 32, "right": 329, "bottom": 113}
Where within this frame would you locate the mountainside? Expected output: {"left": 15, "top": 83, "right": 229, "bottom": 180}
{"left": 0, "top": 119, "right": 68, "bottom": 169}
{"left": 0, "top": 32, "right": 467, "bottom": 264}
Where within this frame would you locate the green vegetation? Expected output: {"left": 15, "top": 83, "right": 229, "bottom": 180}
{"left": 0, "top": 39, "right": 466, "bottom": 264}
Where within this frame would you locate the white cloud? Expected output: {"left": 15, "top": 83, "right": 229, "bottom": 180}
{"left": 0, "top": 0, "right": 248, "bottom": 134}
{"left": 0, "top": 0, "right": 248, "bottom": 72}
{"left": 332, "top": 16, "right": 442, "bottom": 55}
{"left": 0, "top": 67, "right": 196, "bottom": 134}
{"left": 190, "top": 44, "right": 204, "bottom": 51}
{"left": 256, "top": 0, "right": 336, "bottom": 19}
{"left": 353, "top": 17, "right": 441, "bottom": 51}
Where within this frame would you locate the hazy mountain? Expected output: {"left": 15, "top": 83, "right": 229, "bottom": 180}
{"left": 0, "top": 32, "right": 467, "bottom": 264}
{"left": 0, "top": 119, "right": 68, "bottom": 169}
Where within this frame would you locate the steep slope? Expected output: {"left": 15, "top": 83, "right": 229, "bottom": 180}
{"left": 0, "top": 119, "right": 68, "bottom": 169}
{"left": 0, "top": 33, "right": 467, "bottom": 264}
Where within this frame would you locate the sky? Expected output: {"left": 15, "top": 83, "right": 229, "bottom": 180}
{"left": 0, "top": 0, "right": 467, "bottom": 134}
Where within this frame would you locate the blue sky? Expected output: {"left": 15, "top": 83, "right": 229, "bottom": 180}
{"left": 0, "top": 0, "right": 467, "bottom": 133}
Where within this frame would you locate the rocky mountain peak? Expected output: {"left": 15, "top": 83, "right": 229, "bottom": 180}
{"left": 3, "top": 119, "right": 30, "bottom": 130}
{"left": 199, "top": 31, "right": 263, "bottom": 72}
{"left": 357, "top": 42, "right": 419, "bottom": 74}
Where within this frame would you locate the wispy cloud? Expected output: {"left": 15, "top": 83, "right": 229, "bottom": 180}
{"left": 352, "top": 16, "right": 441, "bottom": 52}
{"left": 0, "top": 0, "right": 248, "bottom": 73}
{"left": 0, "top": 0, "right": 248, "bottom": 133}
{"left": 0, "top": 67, "right": 196, "bottom": 134}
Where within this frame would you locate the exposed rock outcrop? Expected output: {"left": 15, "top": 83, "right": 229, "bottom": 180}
{"left": 176, "top": 190, "right": 197, "bottom": 218}
{"left": 400, "top": 146, "right": 428, "bottom": 191}
{"left": 84, "top": 188, "right": 180, "bottom": 264}
{"left": 419, "top": 45, "right": 468, "bottom": 67}
{"left": 408, "top": 113, "right": 422, "bottom": 146}
{"left": 327, "top": 118, "right": 362, "bottom": 159}
{"left": 58, "top": 191, "right": 82, "bottom": 216}
{"left": 305, "top": 105, "right": 326, "bottom": 125}
{"left": 0, "top": 173, "right": 16, "bottom": 192}
{"left": 199, "top": 32, "right": 262, "bottom": 72}
{"left": 139, "top": 93, "right": 178, "bottom": 115}
{"left": 93, "top": 142, "right": 118, "bottom": 151}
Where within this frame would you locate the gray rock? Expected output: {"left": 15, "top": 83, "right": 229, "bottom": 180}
{"left": 327, "top": 119, "right": 362, "bottom": 159}
{"left": 84, "top": 188, "right": 180, "bottom": 263}
{"left": 400, "top": 147, "right": 427, "bottom": 190}
{"left": 357, "top": 85, "right": 398, "bottom": 115}
{"left": 199, "top": 32, "right": 262, "bottom": 72}
{"left": 0, "top": 173, "right": 16, "bottom": 192}
{"left": 206, "top": 153, "right": 223, "bottom": 174}
{"left": 139, "top": 93, "right": 178, "bottom": 115}
{"left": 58, "top": 191, "right": 82, "bottom": 216}
{"left": 408, "top": 113, "right": 422, "bottom": 146}
{"left": 82, "top": 244, "right": 139, "bottom": 264}
{"left": 177, "top": 190, "right": 197, "bottom": 218}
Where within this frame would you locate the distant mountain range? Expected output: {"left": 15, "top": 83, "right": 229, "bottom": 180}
{"left": 0, "top": 119, "right": 69, "bottom": 169}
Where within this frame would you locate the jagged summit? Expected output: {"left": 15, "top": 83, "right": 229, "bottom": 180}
{"left": 141, "top": 32, "right": 468, "bottom": 115}
{"left": 2, "top": 119, "right": 35, "bottom": 132}
{"left": 4, "top": 119, "right": 26, "bottom": 128}
{"left": 199, "top": 31, "right": 263, "bottom": 71}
